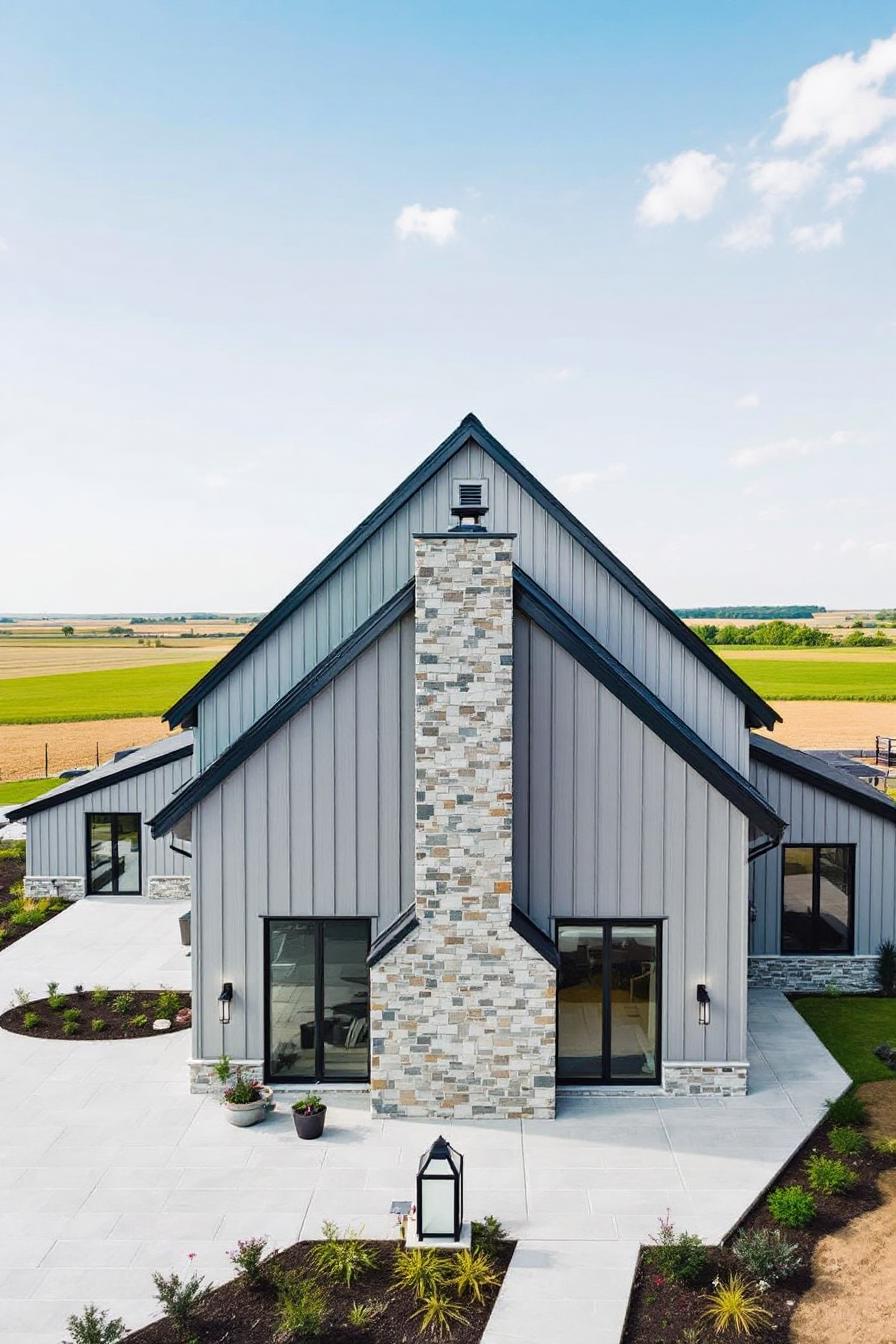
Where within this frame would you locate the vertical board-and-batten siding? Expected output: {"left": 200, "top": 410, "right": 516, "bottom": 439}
{"left": 514, "top": 615, "right": 748, "bottom": 1064}
{"left": 749, "top": 758, "right": 896, "bottom": 956}
{"left": 197, "top": 445, "right": 749, "bottom": 775}
{"left": 194, "top": 614, "right": 414, "bottom": 1063}
{"left": 26, "top": 754, "right": 192, "bottom": 886}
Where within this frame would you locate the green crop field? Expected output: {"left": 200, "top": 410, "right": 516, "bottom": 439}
{"left": 0, "top": 662, "right": 216, "bottom": 724}
{"left": 0, "top": 777, "right": 61, "bottom": 805}
{"left": 718, "top": 653, "right": 896, "bottom": 701}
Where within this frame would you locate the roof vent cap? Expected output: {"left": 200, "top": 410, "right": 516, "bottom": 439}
{"left": 450, "top": 478, "right": 489, "bottom": 530}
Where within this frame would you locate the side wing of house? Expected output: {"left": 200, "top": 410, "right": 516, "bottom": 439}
{"left": 750, "top": 736, "right": 896, "bottom": 991}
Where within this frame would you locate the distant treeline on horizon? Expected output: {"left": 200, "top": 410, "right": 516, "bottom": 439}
{"left": 674, "top": 606, "right": 826, "bottom": 620}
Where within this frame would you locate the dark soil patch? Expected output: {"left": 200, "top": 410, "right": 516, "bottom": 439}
{"left": 0, "top": 852, "right": 69, "bottom": 950}
{"left": 0, "top": 989, "right": 191, "bottom": 1040}
{"left": 124, "top": 1238, "right": 515, "bottom": 1343}
{"left": 622, "top": 1113, "right": 896, "bottom": 1344}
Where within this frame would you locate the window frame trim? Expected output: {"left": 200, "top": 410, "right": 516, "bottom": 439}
{"left": 780, "top": 842, "right": 856, "bottom": 956}
{"left": 84, "top": 811, "right": 142, "bottom": 896}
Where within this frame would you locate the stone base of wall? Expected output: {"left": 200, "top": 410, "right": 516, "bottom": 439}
{"left": 662, "top": 1061, "right": 749, "bottom": 1097}
{"left": 748, "top": 955, "right": 877, "bottom": 994}
{"left": 24, "top": 875, "right": 85, "bottom": 902}
{"left": 148, "top": 875, "right": 192, "bottom": 901}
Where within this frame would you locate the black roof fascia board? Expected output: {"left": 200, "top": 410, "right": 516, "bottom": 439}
{"left": 150, "top": 582, "right": 414, "bottom": 837}
{"left": 515, "top": 569, "right": 786, "bottom": 840}
{"left": 366, "top": 905, "right": 420, "bottom": 967}
{"left": 164, "top": 413, "right": 778, "bottom": 732}
{"left": 750, "top": 736, "right": 896, "bottom": 824}
{"left": 8, "top": 741, "right": 194, "bottom": 821}
{"left": 510, "top": 905, "right": 562, "bottom": 967}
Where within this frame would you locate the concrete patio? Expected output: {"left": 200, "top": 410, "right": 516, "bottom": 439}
{"left": 0, "top": 900, "right": 849, "bottom": 1344}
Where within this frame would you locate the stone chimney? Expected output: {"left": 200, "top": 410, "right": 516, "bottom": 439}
{"left": 368, "top": 522, "right": 556, "bottom": 1119}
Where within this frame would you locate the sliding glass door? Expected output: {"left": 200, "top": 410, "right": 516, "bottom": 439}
{"left": 265, "top": 918, "right": 370, "bottom": 1083}
{"left": 557, "top": 920, "right": 661, "bottom": 1084}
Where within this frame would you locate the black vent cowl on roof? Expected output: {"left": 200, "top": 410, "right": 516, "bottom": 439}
{"left": 450, "top": 477, "right": 489, "bottom": 527}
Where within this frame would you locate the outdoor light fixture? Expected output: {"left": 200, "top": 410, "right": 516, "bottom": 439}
{"left": 697, "top": 983, "right": 711, "bottom": 1028}
{"left": 416, "top": 1136, "right": 464, "bottom": 1242}
{"left": 218, "top": 982, "right": 233, "bottom": 1026}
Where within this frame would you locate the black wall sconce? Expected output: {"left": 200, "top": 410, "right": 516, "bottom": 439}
{"left": 697, "top": 983, "right": 711, "bottom": 1028}
{"left": 218, "top": 982, "right": 233, "bottom": 1025}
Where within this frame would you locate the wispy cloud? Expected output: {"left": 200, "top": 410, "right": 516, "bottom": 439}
{"left": 636, "top": 150, "right": 730, "bottom": 225}
{"left": 826, "top": 175, "right": 865, "bottom": 206}
{"left": 731, "top": 430, "right": 853, "bottom": 470}
{"left": 722, "top": 213, "right": 773, "bottom": 251}
{"left": 849, "top": 137, "right": 896, "bottom": 171}
{"left": 790, "top": 220, "right": 843, "bottom": 251}
{"left": 555, "top": 464, "right": 628, "bottom": 493}
{"left": 394, "top": 204, "right": 460, "bottom": 245}
{"left": 748, "top": 157, "right": 820, "bottom": 205}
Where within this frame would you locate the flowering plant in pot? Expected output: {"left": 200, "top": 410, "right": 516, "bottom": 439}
{"left": 291, "top": 1091, "right": 326, "bottom": 1139}
{"left": 217, "top": 1061, "right": 273, "bottom": 1127}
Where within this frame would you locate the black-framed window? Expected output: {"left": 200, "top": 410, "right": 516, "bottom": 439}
{"left": 781, "top": 844, "right": 854, "bottom": 954}
{"left": 556, "top": 919, "right": 662, "bottom": 1085}
{"left": 86, "top": 813, "right": 141, "bottom": 895}
{"left": 264, "top": 917, "right": 370, "bottom": 1083}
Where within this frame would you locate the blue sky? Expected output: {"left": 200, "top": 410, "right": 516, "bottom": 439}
{"left": 3, "top": 3, "right": 895, "bottom": 610}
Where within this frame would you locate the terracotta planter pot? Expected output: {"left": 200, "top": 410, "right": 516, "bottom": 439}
{"left": 223, "top": 1086, "right": 274, "bottom": 1127}
{"left": 292, "top": 1105, "right": 326, "bottom": 1140}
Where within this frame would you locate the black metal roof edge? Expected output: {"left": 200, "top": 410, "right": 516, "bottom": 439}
{"left": 750, "top": 735, "right": 896, "bottom": 824}
{"left": 510, "top": 905, "right": 562, "bottom": 968}
{"left": 163, "top": 412, "right": 779, "bottom": 731}
{"left": 8, "top": 741, "right": 194, "bottom": 821}
{"left": 366, "top": 905, "right": 419, "bottom": 967}
{"left": 515, "top": 569, "right": 786, "bottom": 840}
{"left": 150, "top": 582, "right": 415, "bottom": 837}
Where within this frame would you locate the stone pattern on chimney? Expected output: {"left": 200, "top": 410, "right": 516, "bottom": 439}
{"left": 369, "top": 534, "right": 556, "bottom": 1119}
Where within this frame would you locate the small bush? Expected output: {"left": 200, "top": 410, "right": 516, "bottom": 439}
{"left": 411, "top": 1290, "right": 469, "bottom": 1339}
{"left": 274, "top": 1273, "right": 328, "bottom": 1341}
{"left": 110, "top": 991, "right": 134, "bottom": 1014}
{"left": 731, "top": 1227, "right": 802, "bottom": 1284}
{"left": 645, "top": 1214, "right": 707, "bottom": 1285}
{"left": 876, "top": 938, "right": 896, "bottom": 996}
{"left": 806, "top": 1153, "right": 858, "bottom": 1196}
{"left": 767, "top": 1184, "right": 816, "bottom": 1228}
{"left": 90, "top": 986, "right": 110, "bottom": 1006}
{"left": 391, "top": 1247, "right": 448, "bottom": 1300}
{"left": 470, "top": 1213, "right": 507, "bottom": 1257}
{"left": 129, "top": 1013, "right": 148, "bottom": 1029}
{"left": 213, "top": 1054, "right": 232, "bottom": 1084}
{"left": 47, "top": 986, "right": 67, "bottom": 1010}
{"left": 702, "top": 1274, "right": 772, "bottom": 1337}
{"left": 63, "top": 1007, "right": 81, "bottom": 1025}
{"left": 826, "top": 1092, "right": 868, "bottom": 1126}
{"left": 873, "top": 1136, "right": 896, "bottom": 1156}
{"left": 151, "top": 1269, "right": 209, "bottom": 1337}
{"left": 11, "top": 986, "right": 30, "bottom": 1007}
{"left": 227, "top": 1235, "right": 272, "bottom": 1289}
{"left": 64, "top": 1303, "right": 126, "bottom": 1344}
{"left": 8, "top": 895, "right": 54, "bottom": 927}
{"left": 156, "top": 987, "right": 181, "bottom": 1019}
{"left": 91, "top": 1017, "right": 106, "bottom": 1033}
{"left": 310, "top": 1223, "right": 379, "bottom": 1288}
{"left": 62, "top": 1020, "right": 80, "bottom": 1036}
{"left": 22, "top": 1010, "right": 40, "bottom": 1030}
{"left": 449, "top": 1248, "right": 500, "bottom": 1303}
{"left": 346, "top": 1300, "right": 385, "bottom": 1327}
{"left": 829, "top": 1124, "right": 868, "bottom": 1156}
{"left": 0, "top": 839, "right": 25, "bottom": 862}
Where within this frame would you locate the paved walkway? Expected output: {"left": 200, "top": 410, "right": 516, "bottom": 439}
{"left": 0, "top": 902, "right": 849, "bottom": 1344}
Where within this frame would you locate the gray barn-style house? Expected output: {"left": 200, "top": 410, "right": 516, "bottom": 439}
{"left": 145, "top": 414, "right": 895, "bottom": 1116}
{"left": 11, "top": 733, "right": 193, "bottom": 902}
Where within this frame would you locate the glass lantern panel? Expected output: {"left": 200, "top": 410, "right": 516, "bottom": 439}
{"left": 420, "top": 1179, "right": 455, "bottom": 1235}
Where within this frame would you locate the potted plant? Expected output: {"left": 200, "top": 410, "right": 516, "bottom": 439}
{"left": 291, "top": 1091, "right": 326, "bottom": 1139}
{"left": 220, "top": 1064, "right": 273, "bottom": 1127}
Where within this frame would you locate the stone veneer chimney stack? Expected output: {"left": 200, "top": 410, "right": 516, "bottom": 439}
{"left": 368, "top": 524, "right": 556, "bottom": 1119}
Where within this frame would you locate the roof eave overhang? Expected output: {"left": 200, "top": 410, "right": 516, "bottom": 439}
{"left": 750, "top": 737, "right": 896, "bottom": 825}
{"left": 7, "top": 741, "right": 194, "bottom": 821}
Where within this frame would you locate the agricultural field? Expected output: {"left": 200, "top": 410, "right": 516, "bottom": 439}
{"left": 0, "top": 777, "right": 61, "bottom": 806}
{"left": 718, "top": 649, "right": 896, "bottom": 701}
{"left": 0, "top": 718, "right": 180, "bottom": 782}
{"left": 0, "top": 639, "right": 238, "bottom": 679}
{"left": 0, "top": 662, "right": 218, "bottom": 725}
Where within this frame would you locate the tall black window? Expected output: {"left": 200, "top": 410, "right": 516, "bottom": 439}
{"left": 781, "top": 844, "right": 854, "bottom": 954}
{"left": 86, "top": 814, "right": 141, "bottom": 894}
{"left": 265, "top": 918, "right": 370, "bottom": 1083}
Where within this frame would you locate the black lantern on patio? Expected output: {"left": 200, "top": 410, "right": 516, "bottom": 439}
{"left": 416, "top": 1136, "right": 464, "bottom": 1241}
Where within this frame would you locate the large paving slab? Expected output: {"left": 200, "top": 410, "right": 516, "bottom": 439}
{"left": 0, "top": 903, "right": 849, "bottom": 1344}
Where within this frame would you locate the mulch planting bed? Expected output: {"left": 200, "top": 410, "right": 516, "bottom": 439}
{"left": 0, "top": 848, "right": 69, "bottom": 949}
{"left": 622, "top": 1108, "right": 896, "bottom": 1344}
{"left": 0, "top": 988, "right": 191, "bottom": 1039}
{"left": 124, "top": 1238, "right": 515, "bottom": 1343}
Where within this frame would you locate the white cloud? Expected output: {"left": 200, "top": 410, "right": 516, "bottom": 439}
{"left": 776, "top": 31, "right": 896, "bottom": 151}
{"left": 748, "top": 157, "right": 821, "bottom": 205}
{"left": 789, "top": 219, "right": 844, "bottom": 251}
{"left": 556, "top": 464, "right": 627, "bottom": 493}
{"left": 826, "top": 175, "right": 865, "bottom": 206}
{"left": 735, "top": 393, "right": 760, "bottom": 409}
{"left": 721, "top": 213, "right": 774, "bottom": 251}
{"left": 394, "top": 203, "right": 460, "bottom": 245}
{"left": 731, "top": 430, "right": 852, "bottom": 470}
{"left": 849, "top": 137, "right": 896, "bottom": 171}
{"left": 636, "top": 150, "right": 730, "bottom": 225}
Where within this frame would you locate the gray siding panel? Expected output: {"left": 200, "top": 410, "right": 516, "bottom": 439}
{"left": 194, "top": 615, "right": 415, "bottom": 1062}
{"left": 198, "top": 445, "right": 749, "bottom": 774}
{"left": 26, "top": 754, "right": 192, "bottom": 889}
{"left": 514, "top": 615, "right": 748, "bottom": 1064}
{"left": 749, "top": 757, "right": 896, "bottom": 956}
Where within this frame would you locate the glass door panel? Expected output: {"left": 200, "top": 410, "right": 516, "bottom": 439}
{"left": 115, "top": 815, "right": 141, "bottom": 894}
{"left": 267, "top": 919, "right": 316, "bottom": 1080}
{"left": 88, "top": 815, "right": 114, "bottom": 893}
{"left": 322, "top": 920, "right": 370, "bottom": 1079}
{"left": 557, "top": 924, "right": 604, "bottom": 1081}
{"left": 609, "top": 925, "right": 658, "bottom": 1081}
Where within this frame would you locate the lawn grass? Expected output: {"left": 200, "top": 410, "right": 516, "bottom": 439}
{"left": 793, "top": 995, "right": 896, "bottom": 1082}
{"left": 0, "top": 662, "right": 216, "bottom": 724}
{"left": 718, "top": 654, "right": 896, "bottom": 701}
{"left": 0, "top": 777, "right": 61, "bottom": 804}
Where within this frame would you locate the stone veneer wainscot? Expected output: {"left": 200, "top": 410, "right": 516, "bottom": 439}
{"left": 24, "top": 876, "right": 85, "bottom": 901}
{"left": 748, "top": 955, "right": 878, "bottom": 994}
{"left": 369, "top": 532, "right": 556, "bottom": 1120}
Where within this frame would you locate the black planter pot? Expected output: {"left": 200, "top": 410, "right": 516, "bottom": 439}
{"left": 292, "top": 1106, "right": 326, "bottom": 1140}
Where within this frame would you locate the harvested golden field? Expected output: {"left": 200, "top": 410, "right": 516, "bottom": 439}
{"left": 0, "top": 639, "right": 239, "bottom": 679}
{"left": 1, "top": 617, "right": 253, "bottom": 637}
{"left": 0, "top": 718, "right": 178, "bottom": 781}
{"left": 757, "top": 700, "right": 896, "bottom": 749}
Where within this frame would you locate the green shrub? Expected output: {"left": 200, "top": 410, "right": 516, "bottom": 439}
{"left": 129, "top": 1013, "right": 148, "bottom": 1029}
{"left": 11, "top": 986, "right": 30, "bottom": 1007}
{"left": 645, "top": 1214, "right": 707, "bottom": 1285}
{"left": 411, "top": 1290, "right": 469, "bottom": 1338}
{"left": 731, "top": 1227, "right": 802, "bottom": 1284}
{"left": 64, "top": 1303, "right": 126, "bottom": 1344}
{"left": 90, "top": 986, "right": 110, "bottom": 1006}
{"left": 155, "top": 987, "right": 181, "bottom": 1019}
{"left": 702, "top": 1274, "right": 772, "bottom": 1337}
{"left": 806, "top": 1153, "right": 858, "bottom": 1196}
{"left": 826, "top": 1093, "right": 868, "bottom": 1126}
{"left": 110, "top": 991, "right": 134, "bottom": 1014}
{"left": 470, "top": 1214, "right": 507, "bottom": 1257}
{"left": 876, "top": 938, "right": 896, "bottom": 996}
{"left": 47, "top": 981, "right": 67, "bottom": 1010}
{"left": 448, "top": 1249, "right": 500, "bottom": 1303}
{"left": 873, "top": 1136, "right": 896, "bottom": 1156}
{"left": 346, "top": 1300, "right": 385, "bottom": 1327}
{"left": 274, "top": 1273, "right": 328, "bottom": 1340}
{"left": 0, "top": 840, "right": 26, "bottom": 862}
{"left": 391, "top": 1247, "right": 448, "bottom": 1300}
{"left": 151, "top": 1269, "right": 209, "bottom": 1336}
{"left": 767, "top": 1184, "right": 816, "bottom": 1228}
{"left": 8, "top": 896, "right": 53, "bottom": 927}
{"left": 22, "top": 1010, "right": 40, "bottom": 1030}
{"left": 310, "top": 1223, "right": 379, "bottom": 1288}
{"left": 62, "top": 1007, "right": 81, "bottom": 1025}
{"left": 91, "top": 1017, "right": 106, "bottom": 1033}
{"left": 227, "top": 1235, "right": 271, "bottom": 1288}
{"left": 62, "top": 1020, "right": 80, "bottom": 1036}
{"left": 213, "top": 1054, "right": 232, "bottom": 1084}
{"left": 829, "top": 1125, "right": 868, "bottom": 1156}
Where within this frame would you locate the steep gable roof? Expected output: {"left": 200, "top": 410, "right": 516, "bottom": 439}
{"left": 8, "top": 732, "right": 193, "bottom": 821}
{"left": 164, "top": 414, "right": 779, "bottom": 732}
{"left": 750, "top": 734, "right": 896, "bottom": 824}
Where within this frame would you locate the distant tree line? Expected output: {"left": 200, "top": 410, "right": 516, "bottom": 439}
{"left": 693, "top": 621, "right": 894, "bottom": 648}
{"left": 676, "top": 605, "right": 825, "bottom": 620}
